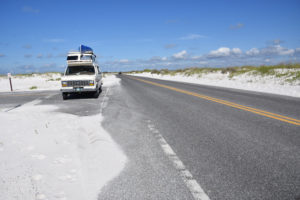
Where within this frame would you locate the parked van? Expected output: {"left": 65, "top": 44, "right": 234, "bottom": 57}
{"left": 61, "top": 45, "right": 103, "bottom": 100}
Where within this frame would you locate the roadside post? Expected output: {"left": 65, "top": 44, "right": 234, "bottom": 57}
{"left": 7, "top": 73, "right": 13, "bottom": 92}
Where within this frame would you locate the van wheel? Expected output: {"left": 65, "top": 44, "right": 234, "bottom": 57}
{"left": 62, "top": 93, "right": 68, "bottom": 100}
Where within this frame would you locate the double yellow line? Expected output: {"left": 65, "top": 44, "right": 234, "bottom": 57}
{"left": 130, "top": 77, "right": 300, "bottom": 126}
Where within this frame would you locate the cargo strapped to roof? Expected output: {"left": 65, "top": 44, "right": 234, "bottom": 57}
{"left": 79, "top": 45, "right": 93, "bottom": 54}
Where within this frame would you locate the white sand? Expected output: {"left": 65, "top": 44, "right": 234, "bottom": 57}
{"left": 0, "top": 73, "right": 61, "bottom": 92}
{"left": 0, "top": 75, "right": 127, "bottom": 200}
{"left": 131, "top": 71, "right": 300, "bottom": 97}
{"left": 0, "top": 73, "right": 120, "bottom": 92}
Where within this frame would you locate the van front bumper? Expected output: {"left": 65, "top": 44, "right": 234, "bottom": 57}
{"left": 61, "top": 86, "right": 97, "bottom": 93}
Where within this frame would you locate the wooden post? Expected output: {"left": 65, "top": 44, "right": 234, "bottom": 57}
{"left": 7, "top": 73, "right": 13, "bottom": 92}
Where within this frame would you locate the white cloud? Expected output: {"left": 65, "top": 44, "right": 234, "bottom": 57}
{"left": 245, "top": 45, "right": 296, "bottom": 57}
{"left": 232, "top": 48, "right": 242, "bottom": 54}
{"left": 43, "top": 39, "right": 65, "bottom": 43}
{"left": 57, "top": 53, "right": 67, "bottom": 57}
{"left": 173, "top": 50, "right": 187, "bottom": 59}
{"left": 47, "top": 54, "right": 53, "bottom": 58}
{"left": 275, "top": 45, "right": 294, "bottom": 55}
{"left": 96, "top": 44, "right": 300, "bottom": 72}
{"left": 208, "top": 47, "right": 243, "bottom": 58}
{"left": 180, "top": 34, "right": 206, "bottom": 40}
{"left": 42, "top": 63, "right": 57, "bottom": 68}
{"left": 150, "top": 56, "right": 168, "bottom": 62}
{"left": 150, "top": 56, "right": 161, "bottom": 61}
{"left": 191, "top": 55, "right": 202, "bottom": 60}
{"left": 22, "top": 44, "right": 32, "bottom": 49}
{"left": 17, "top": 64, "right": 34, "bottom": 70}
{"left": 261, "top": 45, "right": 295, "bottom": 56}
{"left": 208, "top": 47, "right": 231, "bottom": 57}
{"left": 164, "top": 44, "right": 177, "bottom": 49}
{"left": 230, "top": 23, "right": 244, "bottom": 30}
{"left": 246, "top": 48, "right": 260, "bottom": 56}
{"left": 119, "top": 59, "right": 129, "bottom": 63}
{"left": 22, "top": 6, "right": 39, "bottom": 14}
{"left": 279, "top": 49, "right": 294, "bottom": 55}
{"left": 273, "top": 39, "right": 283, "bottom": 45}
{"left": 199, "top": 61, "right": 208, "bottom": 65}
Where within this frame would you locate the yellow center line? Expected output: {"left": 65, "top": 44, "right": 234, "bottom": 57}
{"left": 130, "top": 76, "right": 300, "bottom": 126}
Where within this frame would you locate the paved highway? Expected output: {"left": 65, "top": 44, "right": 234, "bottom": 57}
{"left": 1, "top": 75, "right": 299, "bottom": 200}
{"left": 100, "top": 75, "right": 300, "bottom": 200}
{"left": 0, "top": 90, "right": 104, "bottom": 116}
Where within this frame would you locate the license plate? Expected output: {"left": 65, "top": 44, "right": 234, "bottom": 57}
{"left": 74, "top": 87, "right": 83, "bottom": 91}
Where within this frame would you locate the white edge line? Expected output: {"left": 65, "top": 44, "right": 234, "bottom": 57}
{"left": 100, "top": 88, "right": 109, "bottom": 114}
{"left": 156, "top": 133, "right": 210, "bottom": 200}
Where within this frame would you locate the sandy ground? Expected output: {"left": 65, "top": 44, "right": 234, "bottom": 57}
{"left": 0, "top": 75, "right": 127, "bottom": 200}
{"left": 0, "top": 74, "right": 120, "bottom": 92}
{"left": 130, "top": 71, "right": 300, "bottom": 97}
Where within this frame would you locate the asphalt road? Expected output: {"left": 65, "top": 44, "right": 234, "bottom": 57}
{"left": 0, "top": 90, "right": 105, "bottom": 116}
{"left": 100, "top": 75, "right": 300, "bottom": 200}
{"left": 1, "top": 76, "right": 299, "bottom": 200}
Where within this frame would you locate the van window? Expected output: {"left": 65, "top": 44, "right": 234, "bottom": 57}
{"left": 80, "top": 55, "right": 92, "bottom": 60}
{"left": 67, "top": 56, "right": 78, "bottom": 60}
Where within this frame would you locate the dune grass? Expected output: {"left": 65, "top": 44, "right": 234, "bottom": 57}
{"left": 127, "top": 63, "right": 300, "bottom": 83}
{"left": 29, "top": 86, "right": 37, "bottom": 90}
{"left": 47, "top": 77, "right": 61, "bottom": 81}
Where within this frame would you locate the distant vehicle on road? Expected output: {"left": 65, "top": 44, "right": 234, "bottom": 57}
{"left": 61, "top": 45, "right": 103, "bottom": 100}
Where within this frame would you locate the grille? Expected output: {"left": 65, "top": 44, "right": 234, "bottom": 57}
{"left": 67, "top": 80, "right": 89, "bottom": 87}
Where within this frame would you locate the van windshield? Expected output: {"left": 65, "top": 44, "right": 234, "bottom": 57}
{"left": 65, "top": 66, "right": 95, "bottom": 75}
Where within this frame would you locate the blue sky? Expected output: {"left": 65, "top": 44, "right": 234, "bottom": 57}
{"left": 0, "top": 0, "right": 300, "bottom": 74}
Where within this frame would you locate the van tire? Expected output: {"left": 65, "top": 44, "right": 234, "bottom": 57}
{"left": 93, "top": 89, "right": 100, "bottom": 98}
{"left": 62, "top": 93, "right": 68, "bottom": 100}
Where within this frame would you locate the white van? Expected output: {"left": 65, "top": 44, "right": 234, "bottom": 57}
{"left": 61, "top": 46, "right": 103, "bottom": 100}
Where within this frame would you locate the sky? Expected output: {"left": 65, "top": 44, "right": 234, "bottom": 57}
{"left": 0, "top": 0, "right": 300, "bottom": 74}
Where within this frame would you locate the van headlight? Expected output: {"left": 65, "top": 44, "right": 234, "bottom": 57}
{"left": 61, "top": 81, "right": 67, "bottom": 87}
{"left": 89, "top": 80, "right": 94, "bottom": 86}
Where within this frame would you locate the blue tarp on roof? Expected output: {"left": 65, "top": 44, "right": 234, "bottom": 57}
{"left": 79, "top": 45, "right": 93, "bottom": 53}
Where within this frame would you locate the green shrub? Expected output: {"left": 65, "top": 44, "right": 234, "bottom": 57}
{"left": 160, "top": 69, "right": 170, "bottom": 75}
{"left": 255, "top": 66, "right": 275, "bottom": 75}
{"left": 151, "top": 69, "right": 160, "bottom": 74}
{"left": 30, "top": 86, "right": 37, "bottom": 90}
{"left": 175, "top": 69, "right": 184, "bottom": 73}
{"left": 285, "top": 71, "right": 300, "bottom": 82}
